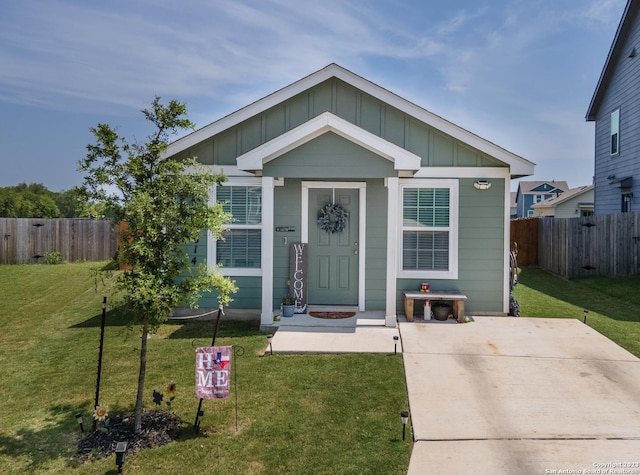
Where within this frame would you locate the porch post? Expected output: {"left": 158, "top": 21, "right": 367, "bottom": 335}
{"left": 261, "top": 176, "right": 275, "bottom": 325}
{"left": 385, "top": 177, "right": 399, "bottom": 327}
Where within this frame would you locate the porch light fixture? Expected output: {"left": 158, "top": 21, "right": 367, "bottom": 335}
{"left": 474, "top": 179, "right": 492, "bottom": 190}
{"left": 266, "top": 334, "right": 273, "bottom": 356}
{"left": 400, "top": 411, "right": 410, "bottom": 441}
{"left": 115, "top": 441, "right": 128, "bottom": 473}
{"left": 74, "top": 412, "right": 84, "bottom": 433}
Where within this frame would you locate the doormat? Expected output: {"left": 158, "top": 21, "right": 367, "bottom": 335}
{"left": 310, "top": 311, "right": 356, "bottom": 319}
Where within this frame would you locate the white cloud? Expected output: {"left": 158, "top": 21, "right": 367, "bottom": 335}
{"left": 582, "top": 0, "right": 626, "bottom": 27}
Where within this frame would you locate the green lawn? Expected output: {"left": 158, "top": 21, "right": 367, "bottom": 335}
{"left": 2, "top": 263, "right": 638, "bottom": 474}
{"left": 513, "top": 267, "right": 640, "bottom": 357}
{"left": 0, "top": 263, "right": 411, "bottom": 474}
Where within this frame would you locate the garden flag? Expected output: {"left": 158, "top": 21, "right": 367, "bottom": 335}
{"left": 195, "top": 346, "right": 232, "bottom": 399}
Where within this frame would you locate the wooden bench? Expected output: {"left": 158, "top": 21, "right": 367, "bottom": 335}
{"left": 403, "top": 290, "right": 467, "bottom": 323}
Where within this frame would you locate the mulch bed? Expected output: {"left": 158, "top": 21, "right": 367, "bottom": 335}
{"left": 74, "top": 410, "right": 181, "bottom": 464}
{"left": 309, "top": 311, "right": 356, "bottom": 319}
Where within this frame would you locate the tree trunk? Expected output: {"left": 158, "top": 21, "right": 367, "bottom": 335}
{"left": 134, "top": 322, "right": 149, "bottom": 433}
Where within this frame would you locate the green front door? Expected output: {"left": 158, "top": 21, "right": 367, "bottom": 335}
{"left": 307, "top": 188, "right": 359, "bottom": 305}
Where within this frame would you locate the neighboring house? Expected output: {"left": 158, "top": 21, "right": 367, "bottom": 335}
{"left": 531, "top": 185, "right": 595, "bottom": 218}
{"left": 514, "top": 181, "right": 570, "bottom": 218}
{"left": 165, "top": 64, "right": 534, "bottom": 326}
{"left": 510, "top": 192, "right": 517, "bottom": 219}
{"left": 586, "top": 0, "right": 640, "bottom": 214}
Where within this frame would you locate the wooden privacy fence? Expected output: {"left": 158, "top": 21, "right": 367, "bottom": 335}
{"left": 511, "top": 213, "right": 640, "bottom": 278}
{"left": 0, "top": 218, "right": 119, "bottom": 264}
{"left": 509, "top": 217, "right": 539, "bottom": 266}
{"left": 539, "top": 212, "right": 640, "bottom": 278}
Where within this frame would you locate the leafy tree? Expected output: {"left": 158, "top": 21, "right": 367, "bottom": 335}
{"left": 0, "top": 183, "right": 90, "bottom": 218}
{"left": 79, "top": 97, "right": 237, "bottom": 433}
{"left": 54, "top": 187, "right": 86, "bottom": 218}
{"left": 0, "top": 183, "right": 60, "bottom": 217}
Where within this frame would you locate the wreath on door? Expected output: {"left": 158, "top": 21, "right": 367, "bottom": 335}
{"left": 317, "top": 203, "right": 348, "bottom": 234}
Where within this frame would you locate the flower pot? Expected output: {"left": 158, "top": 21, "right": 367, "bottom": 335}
{"left": 432, "top": 304, "right": 451, "bottom": 321}
{"left": 282, "top": 305, "right": 295, "bottom": 318}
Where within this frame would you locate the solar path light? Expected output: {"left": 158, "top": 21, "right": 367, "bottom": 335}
{"left": 115, "top": 441, "right": 128, "bottom": 473}
{"left": 401, "top": 411, "right": 410, "bottom": 441}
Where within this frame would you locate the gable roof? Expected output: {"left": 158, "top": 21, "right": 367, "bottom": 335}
{"left": 166, "top": 63, "right": 534, "bottom": 177}
{"left": 531, "top": 185, "right": 594, "bottom": 208}
{"left": 516, "top": 180, "right": 570, "bottom": 194}
{"left": 586, "top": 0, "right": 639, "bottom": 121}
{"left": 237, "top": 111, "right": 421, "bottom": 171}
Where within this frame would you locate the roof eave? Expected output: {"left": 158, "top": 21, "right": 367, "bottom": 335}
{"left": 586, "top": 0, "right": 638, "bottom": 121}
{"left": 165, "top": 64, "right": 533, "bottom": 173}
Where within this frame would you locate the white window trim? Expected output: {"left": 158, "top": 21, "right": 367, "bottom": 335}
{"left": 611, "top": 108, "right": 620, "bottom": 156}
{"left": 397, "top": 179, "right": 459, "bottom": 279}
{"left": 208, "top": 177, "right": 263, "bottom": 277}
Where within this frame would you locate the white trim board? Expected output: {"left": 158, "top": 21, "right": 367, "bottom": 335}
{"left": 166, "top": 64, "right": 534, "bottom": 177}
{"left": 236, "top": 112, "right": 421, "bottom": 172}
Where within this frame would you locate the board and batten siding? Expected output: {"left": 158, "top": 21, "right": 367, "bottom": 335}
{"left": 177, "top": 78, "right": 506, "bottom": 172}
{"left": 593, "top": 8, "right": 640, "bottom": 214}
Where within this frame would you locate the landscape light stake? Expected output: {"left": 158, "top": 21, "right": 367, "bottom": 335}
{"left": 393, "top": 335, "right": 399, "bottom": 355}
{"left": 583, "top": 309, "right": 589, "bottom": 324}
{"left": 401, "top": 411, "right": 410, "bottom": 441}
{"left": 194, "top": 305, "right": 223, "bottom": 434}
{"left": 266, "top": 334, "right": 273, "bottom": 355}
{"left": 75, "top": 412, "right": 84, "bottom": 433}
{"left": 115, "top": 441, "right": 128, "bottom": 473}
{"left": 93, "top": 296, "right": 107, "bottom": 432}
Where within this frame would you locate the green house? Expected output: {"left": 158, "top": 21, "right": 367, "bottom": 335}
{"left": 165, "top": 64, "right": 535, "bottom": 326}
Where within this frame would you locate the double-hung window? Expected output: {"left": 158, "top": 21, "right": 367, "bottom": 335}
{"left": 611, "top": 108, "right": 620, "bottom": 155}
{"left": 399, "top": 180, "right": 458, "bottom": 279}
{"left": 214, "top": 181, "right": 262, "bottom": 275}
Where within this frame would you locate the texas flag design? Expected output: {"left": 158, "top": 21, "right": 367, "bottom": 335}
{"left": 214, "top": 351, "right": 230, "bottom": 369}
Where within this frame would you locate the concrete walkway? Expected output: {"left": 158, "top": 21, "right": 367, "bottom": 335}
{"left": 402, "top": 317, "right": 640, "bottom": 474}
{"left": 267, "top": 315, "right": 640, "bottom": 473}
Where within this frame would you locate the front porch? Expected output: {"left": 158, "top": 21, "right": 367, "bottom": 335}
{"left": 264, "top": 306, "right": 402, "bottom": 354}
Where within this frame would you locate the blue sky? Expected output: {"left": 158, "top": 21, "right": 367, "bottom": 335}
{"left": 0, "top": 0, "right": 627, "bottom": 191}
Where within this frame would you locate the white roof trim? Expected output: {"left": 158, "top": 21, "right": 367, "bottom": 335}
{"left": 586, "top": 0, "right": 637, "bottom": 120}
{"left": 236, "top": 111, "right": 421, "bottom": 171}
{"left": 166, "top": 63, "right": 534, "bottom": 177}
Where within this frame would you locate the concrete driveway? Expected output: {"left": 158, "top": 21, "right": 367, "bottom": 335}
{"left": 401, "top": 317, "right": 640, "bottom": 474}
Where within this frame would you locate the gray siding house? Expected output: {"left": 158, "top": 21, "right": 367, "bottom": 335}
{"left": 587, "top": 0, "right": 640, "bottom": 214}
{"left": 166, "top": 64, "right": 534, "bottom": 326}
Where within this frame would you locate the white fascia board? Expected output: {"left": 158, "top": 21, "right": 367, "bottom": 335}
{"left": 166, "top": 66, "right": 339, "bottom": 157}
{"left": 183, "top": 164, "right": 255, "bottom": 177}
{"left": 412, "top": 167, "right": 510, "bottom": 179}
{"left": 236, "top": 112, "right": 421, "bottom": 171}
{"left": 330, "top": 67, "right": 535, "bottom": 175}
{"left": 166, "top": 64, "right": 534, "bottom": 176}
